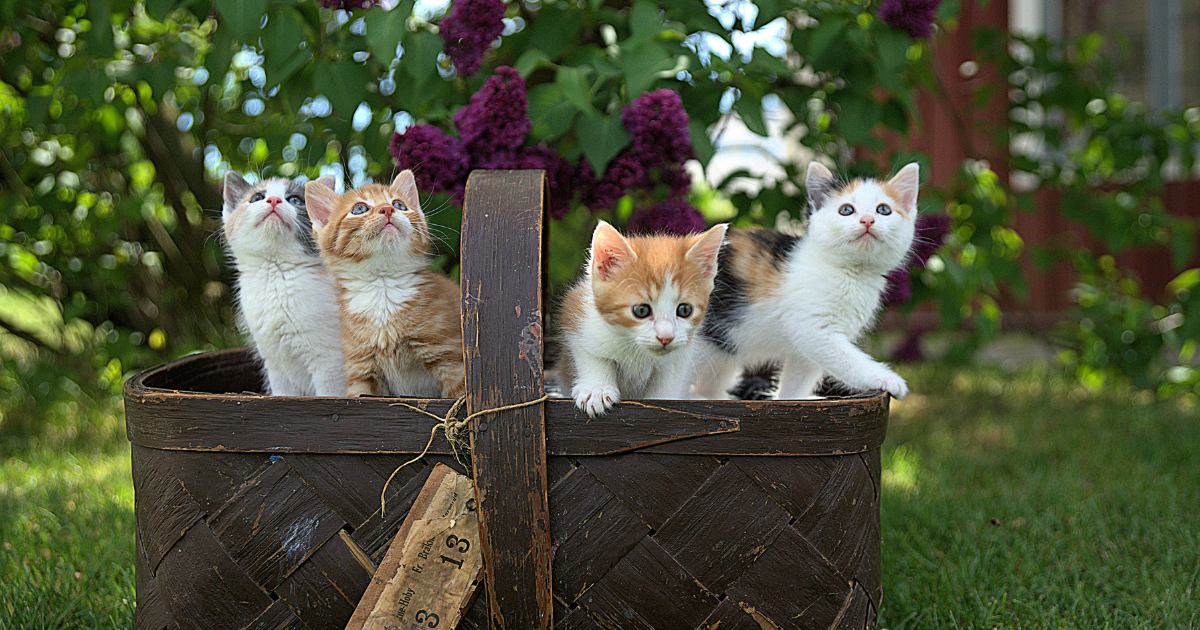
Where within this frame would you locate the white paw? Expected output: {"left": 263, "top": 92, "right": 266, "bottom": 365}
{"left": 870, "top": 368, "right": 908, "bottom": 399}
{"left": 573, "top": 384, "right": 620, "bottom": 417}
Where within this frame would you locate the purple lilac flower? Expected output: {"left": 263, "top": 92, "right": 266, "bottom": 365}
{"left": 585, "top": 151, "right": 647, "bottom": 211}
{"left": 657, "top": 164, "right": 693, "bottom": 199}
{"left": 452, "top": 67, "right": 531, "bottom": 163}
{"left": 879, "top": 0, "right": 942, "bottom": 40}
{"left": 515, "top": 145, "right": 577, "bottom": 219}
{"left": 388, "top": 124, "right": 469, "bottom": 194}
{"left": 883, "top": 266, "right": 913, "bottom": 306}
{"left": 892, "top": 328, "right": 926, "bottom": 363}
{"left": 627, "top": 199, "right": 706, "bottom": 236}
{"left": 911, "top": 213, "right": 952, "bottom": 266}
{"left": 621, "top": 89, "right": 694, "bottom": 168}
{"left": 439, "top": 0, "right": 506, "bottom": 77}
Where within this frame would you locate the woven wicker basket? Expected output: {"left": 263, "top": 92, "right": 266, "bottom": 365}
{"left": 124, "top": 170, "right": 889, "bottom": 630}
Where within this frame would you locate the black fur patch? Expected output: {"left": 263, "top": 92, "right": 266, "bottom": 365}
{"left": 727, "top": 362, "right": 779, "bottom": 400}
{"left": 743, "top": 228, "right": 800, "bottom": 266}
{"left": 701, "top": 243, "right": 745, "bottom": 354}
{"left": 286, "top": 180, "right": 320, "bottom": 257}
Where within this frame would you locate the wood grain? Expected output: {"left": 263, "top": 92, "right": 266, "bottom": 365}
{"left": 460, "top": 170, "right": 553, "bottom": 629}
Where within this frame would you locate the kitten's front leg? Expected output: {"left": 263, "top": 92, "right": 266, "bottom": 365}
{"left": 689, "top": 340, "right": 740, "bottom": 400}
{"left": 774, "top": 355, "right": 823, "bottom": 399}
{"left": 644, "top": 349, "right": 697, "bottom": 400}
{"left": 790, "top": 330, "right": 908, "bottom": 399}
{"left": 344, "top": 352, "right": 381, "bottom": 397}
{"left": 311, "top": 360, "right": 348, "bottom": 397}
{"left": 570, "top": 351, "right": 620, "bottom": 417}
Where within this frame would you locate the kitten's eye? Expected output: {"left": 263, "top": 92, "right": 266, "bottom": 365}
{"left": 676, "top": 303, "right": 693, "bottom": 318}
{"left": 250, "top": 192, "right": 265, "bottom": 203}
{"left": 876, "top": 203, "right": 892, "bottom": 216}
{"left": 631, "top": 304, "right": 652, "bottom": 319}
{"left": 838, "top": 204, "right": 855, "bottom": 216}
{"left": 287, "top": 195, "right": 304, "bottom": 206}
{"left": 350, "top": 203, "right": 370, "bottom": 215}
{"left": 392, "top": 200, "right": 408, "bottom": 212}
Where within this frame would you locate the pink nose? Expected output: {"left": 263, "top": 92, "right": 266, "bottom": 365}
{"left": 657, "top": 335, "right": 674, "bottom": 346}
{"left": 380, "top": 205, "right": 393, "bottom": 216}
{"left": 267, "top": 197, "right": 282, "bottom": 208}
{"left": 860, "top": 214, "right": 875, "bottom": 227}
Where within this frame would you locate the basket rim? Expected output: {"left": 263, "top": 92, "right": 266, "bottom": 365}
{"left": 124, "top": 347, "right": 889, "bottom": 457}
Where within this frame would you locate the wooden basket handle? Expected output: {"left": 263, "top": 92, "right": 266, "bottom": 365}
{"left": 460, "top": 169, "right": 553, "bottom": 629}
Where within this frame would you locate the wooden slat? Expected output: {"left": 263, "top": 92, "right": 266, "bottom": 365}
{"left": 576, "top": 538, "right": 719, "bottom": 629}
{"left": 460, "top": 169, "right": 553, "bottom": 629}
{"left": 126, "top": 351, "right": 888, "bottom": 456}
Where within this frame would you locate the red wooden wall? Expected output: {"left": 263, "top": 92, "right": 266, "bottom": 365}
{"left": 906, "top": 0, "right": 1200, "bottom": 326}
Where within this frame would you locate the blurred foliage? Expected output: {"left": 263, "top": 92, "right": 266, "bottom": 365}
{"left": 1, "top": 0, "right": 1198, "bottom": 442}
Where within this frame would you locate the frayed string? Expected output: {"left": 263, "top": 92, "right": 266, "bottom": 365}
{"left": 380, "top": 394, "right": 549, "bottom": 515}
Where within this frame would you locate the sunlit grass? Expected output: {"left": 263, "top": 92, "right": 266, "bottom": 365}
{"left": 0, "top": 446, "right": 135, "bottom": 628}
{"left": 879, "top": 364, "right": 1200, "bottom": 629}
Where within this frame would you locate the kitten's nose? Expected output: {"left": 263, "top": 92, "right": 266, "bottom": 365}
{"left": 860, "top": 214, "right": 875, "bottom": 228}
{"left": 266, "top": 197, "right": 282, "bottom": 208}
{"left": 380, "top": 205, "right": 393, "bottom": 217}
{"left": 656, "top": 334, "right": 674, "bottom": 346}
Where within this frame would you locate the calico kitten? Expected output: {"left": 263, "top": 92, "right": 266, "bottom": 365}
{"left": 306, "top": 171, "right": 465, "bottom": 398}
{"left": 558, "top": 220, "right": 728, "bottom": 416}
{"left": 693, "top": 162, "right": 919, "bottom": 400}
{"left": 221, "top": 172, "right": 347, "bottom": 396}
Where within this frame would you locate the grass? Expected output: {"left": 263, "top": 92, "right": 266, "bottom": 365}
{"left": 0, "top": 446, "right": 135, "bottom": 628}
{"left": 879, "top": 364, "right": 1200, "bottom": 629}
{"left": 0, "top": 362, "right": 1197, "bottom": 628}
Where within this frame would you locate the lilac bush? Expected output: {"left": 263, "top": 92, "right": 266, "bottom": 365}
{"left": 387, "top": 124, "right": 468, "bottom": 194}
{"left": 627, "top": 199, "right": 706, "bottom": 236}
{"left": 438, "top": 0, "right": 506, "bottom": 77}
{"left": 879, "top": 0, "right": 943, "bottom": 40}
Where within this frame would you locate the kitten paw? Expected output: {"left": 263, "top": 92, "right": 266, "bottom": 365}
{"left": 573, "top": 385, "right": 620, "bottom": 417}
{"left": 870, "top": 370, "right": 909, "bottom": 399}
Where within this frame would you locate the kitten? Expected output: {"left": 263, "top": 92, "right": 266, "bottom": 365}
{"left": 221, "top": 172, "right": 347, "bottom": 396}
{"left": 305, "top": 171, "right": 465, "bottom": 398}
{"left": 692, "top": 162, "right": 919, "bottom": 400}
{"left": 557, "top": 220, "right": 728, "bottom": 416}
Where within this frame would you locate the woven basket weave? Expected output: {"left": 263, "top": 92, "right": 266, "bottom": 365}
{"left": 123, "top": 170, "right": 888, "bottom": 630}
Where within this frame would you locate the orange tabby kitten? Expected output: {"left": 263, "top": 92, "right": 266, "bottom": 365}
{"left": 557, "top": 220, "right": 727, "bottom": 416}
{"left": 305, "top": 171, "right": 465, "bottom": 398}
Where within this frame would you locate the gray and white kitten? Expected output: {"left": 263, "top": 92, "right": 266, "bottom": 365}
{"left": 221, "top": 172, "right": 347, "bottom": 396}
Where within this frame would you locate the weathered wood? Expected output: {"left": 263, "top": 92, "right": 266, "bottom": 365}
{"left": 460, "top": 169, "right": 553, "bottom": 629}
{"left": 125, "top": 349, "right": 886, "bottom": 457}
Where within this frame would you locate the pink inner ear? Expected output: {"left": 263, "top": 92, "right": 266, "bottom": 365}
{"left": 593, "top": 245, "right": 625, "bottom": 281}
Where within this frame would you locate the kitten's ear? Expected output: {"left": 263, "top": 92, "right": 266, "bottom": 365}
{"left": 305, "top": 180, "right": 340, "bottom": 233}
{"left": 805, "top": 161, "right": 837, "bottom": 211}
{"left": 315, "top": 175, "right": 337, "bottom": 192}
{"left": 390, "top": 170, "right": 421, "bottom": 211}
{"left": 222, "top": 171, "right": 250, "bottom": 220}
{"left": 590, "top": 220, "right": 637, "bottom": 282}
{"left": 685, "top": 223, "right": 728, "bottom": 279}
{"left": 887, "top": 162, "right": 920, "bottom": 214}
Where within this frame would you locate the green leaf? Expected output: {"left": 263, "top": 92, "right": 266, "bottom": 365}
{"left": 364, "top": 1, "right": 412, "bottom": 66}
{"left": 689, "top": 119, "right": 714, "bottom": 165}
{"left": 556, "top": 65, "right": 595, "bottom": 115}
{"left": 314, "top": 60, "right": 371, "bottom": 118}
{"left": 514, "top": 49, "right": 553, "bottom": 77}
{"left": 261, "top": 8, "right": 308, "bottom": 87}
{"left": 400, "top": 30, "right": 442, "bottom": 85}
{"left": 525, "top": 3, "right": 584, "bottom": 61}
{"left": 578, "top": 113, "right": 630, "bottom": 174}
{"left": 752, "top": 0, "right": 783, "bottom": 29}
{"left": 735, "top": 95, "right": 768, "bottom": 137}
{"left": 215, "top": 0, "right": 268, "bottom": 43}
{"left": 527, "top": 83, "right": 577, "bottom": 141}
{"left": 205, "top": 24, "right": 237, "bottom": 83}
{"left": 805, "top": 20, "right": 844, "bottom": 66}
{"left": 629, "top": 0, "right": 663, "bottom": 39}
{"left": 618, "top": 40, "right": 674, "bottom": 97}
{"left": 86, "top": 0, "right": 115, "bottom": 57}
{"left": 832, "top": 92, "right": 880, "bottom": 146}
{"left": 875, "top": 28, "right": 911, "bottom": 71}
{"left": 144, "top": 0, "right": 178, "bottom": 21}
{"left": 138, "top": 62, "right": 176, "bottom": 98}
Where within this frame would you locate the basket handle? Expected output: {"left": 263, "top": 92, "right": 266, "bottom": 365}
{"left": 460, "top": 169, "right": 553, "bottom": 629}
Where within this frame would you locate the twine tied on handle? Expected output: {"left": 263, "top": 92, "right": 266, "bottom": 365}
{"left": 380, "top": 394, "right": 549, "bottom": 515}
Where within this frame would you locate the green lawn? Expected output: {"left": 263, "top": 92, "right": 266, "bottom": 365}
{"left": 0, "top": 364, "right": 1196, "bottom": 628}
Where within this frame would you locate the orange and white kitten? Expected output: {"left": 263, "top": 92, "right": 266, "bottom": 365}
{"left": 557, "top": 221, "right": 728, "bottom": 416}
{"left": 305, "top": 171, "right": 465, "bottom": 398}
